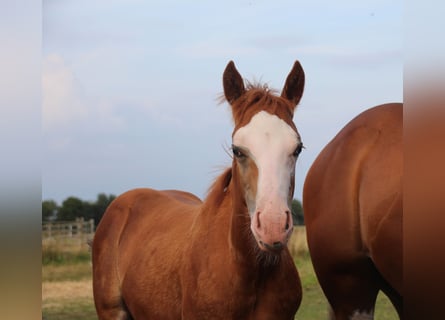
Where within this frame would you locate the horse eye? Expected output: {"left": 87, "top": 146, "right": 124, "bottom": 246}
{"left": 293, "top": 143, "right": 303, "bottom": 157}
{"left": 232, "top": 145, "right": 246, "bottom": 159}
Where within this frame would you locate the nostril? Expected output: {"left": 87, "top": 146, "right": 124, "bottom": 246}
{"left": 256, "top": 211, "right": 261, "bottom": 229}
{"left": 284, "top": 210, "right": 291, "bottom": 231}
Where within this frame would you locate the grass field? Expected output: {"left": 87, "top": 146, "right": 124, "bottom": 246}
{"left": 42, "top": 231, "right": 398, "bottom": 319}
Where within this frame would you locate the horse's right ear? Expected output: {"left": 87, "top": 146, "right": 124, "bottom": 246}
{"left": 281, "top": 60, "right": 305, "bottom": 107}
{"left": 223, "top": 61, "right": 245, "bottom": 104}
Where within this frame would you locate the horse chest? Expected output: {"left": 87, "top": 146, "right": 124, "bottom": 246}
{"left": 181, "top": 258, "right": 300, "bottom": 319}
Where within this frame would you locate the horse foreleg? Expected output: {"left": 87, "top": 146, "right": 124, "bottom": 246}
{"left": 92, "top": 256, "right": 132, "bottom": 320}
{"left": 252, "top": 257, "right": 302, "bottom": 320}
{"left": 95, "top": 305, "right": 132, "bottom": 320}
{"left": 319, "top": 260, "right": 381, "bottom": 320}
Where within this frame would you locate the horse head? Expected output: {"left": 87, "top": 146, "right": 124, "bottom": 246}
{"left": 223, "top": 60, "right": 305, "bottom": 253}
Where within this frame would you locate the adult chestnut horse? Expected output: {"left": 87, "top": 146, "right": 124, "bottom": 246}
{"left": 92, "top": 60, "right": 306, "bottom": 319}
{"left": 303, "top": 103, "right": 402, "bottom": 319}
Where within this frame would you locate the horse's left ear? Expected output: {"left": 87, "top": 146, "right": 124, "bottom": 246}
{"left": 223, "top": 61, "right": 245, "bottom": 104}
{"left": 281, "top": 60, "right": 305, "bottom": 108}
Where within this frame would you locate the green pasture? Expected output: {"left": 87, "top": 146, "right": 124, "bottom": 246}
{"left": 42, "top": 234, "right": 398, "bottom": 319}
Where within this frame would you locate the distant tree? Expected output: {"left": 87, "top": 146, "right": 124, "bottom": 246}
{"left": 82, "top": 200, "right": 95, "bottom": 221}
{"left": 57, "top": 197, "right": 85, "bottom": 221}
{"left": 42, "top": 200, "right": 58, "bottom": 222}
{"left": 92, "top": 193, "right": 116, "bottom": 226}
{"left": 51, "top": 193, "right": 116, "bottom": 223}
{"left": 291, "top": 198, "right": 304, "bottom": 225}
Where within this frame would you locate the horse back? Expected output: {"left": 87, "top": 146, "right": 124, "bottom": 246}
{"left": 94, "top": 188, "right": 201, "bottom": 252}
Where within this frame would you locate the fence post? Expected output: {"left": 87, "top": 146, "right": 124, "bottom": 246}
{"left": 76, "top": 217, "right": 84, "bottom": 236}
{"left": 89, "top": 219, "right": 94, "bottom": 233}
{"left": 68, "top": 224, "right": 72, "bottom": 237}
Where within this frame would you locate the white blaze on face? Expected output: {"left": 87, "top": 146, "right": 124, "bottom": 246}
{"left": 232, "top": 111, "right": 300, "bottom": 217}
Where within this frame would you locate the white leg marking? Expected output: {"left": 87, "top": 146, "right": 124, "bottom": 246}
{"left": 349, "top": 310, "right": 374, "bottom": 320}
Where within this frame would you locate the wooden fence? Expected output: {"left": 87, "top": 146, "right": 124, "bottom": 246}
{"left": 42, "top": 217, "right": 95, "bottom": 239}
{"left": 41, "top": 218, "right": 308, "bottom": 255}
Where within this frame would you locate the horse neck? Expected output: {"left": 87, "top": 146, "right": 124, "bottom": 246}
{"left": 201, "top": 167, "right": 258, "bottom": 267}
{"left": 228, "top": 174, "right": 255, "bottom": 261}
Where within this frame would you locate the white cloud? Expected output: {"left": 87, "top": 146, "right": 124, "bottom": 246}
{"left": 42, "top": 53, "right": 88, "bottom": 131}
{"left": 42, "top": 53, "right": 128, "bottom": 135}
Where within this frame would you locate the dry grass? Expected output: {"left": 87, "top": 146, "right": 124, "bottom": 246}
{"left": 42, "top": 280, "right": 93, "bottom": 306}
{"left": 42, "top": 236, "right": 92, "bottom": 263}
{"left": 42, "top": 279, "right": 97, "bottom": 320}
{"left": 43, "top": 262, "right": 92, "bottom": 282}
{"left": 42, "top": 236, "right": 97, "bottom": 319}
{"left": 42, "top": 235, "right": 92, "bottom": 250}
{"left": 288, "top": 226, "right": 309, "bottom": 257}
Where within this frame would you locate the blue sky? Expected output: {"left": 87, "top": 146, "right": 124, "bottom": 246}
{"left": 42, "top": 0, "right": 402, "bottom": 204}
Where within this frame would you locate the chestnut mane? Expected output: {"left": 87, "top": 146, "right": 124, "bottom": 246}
{"left": 203, "top": 167, "right": 232, "bottom": 209}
